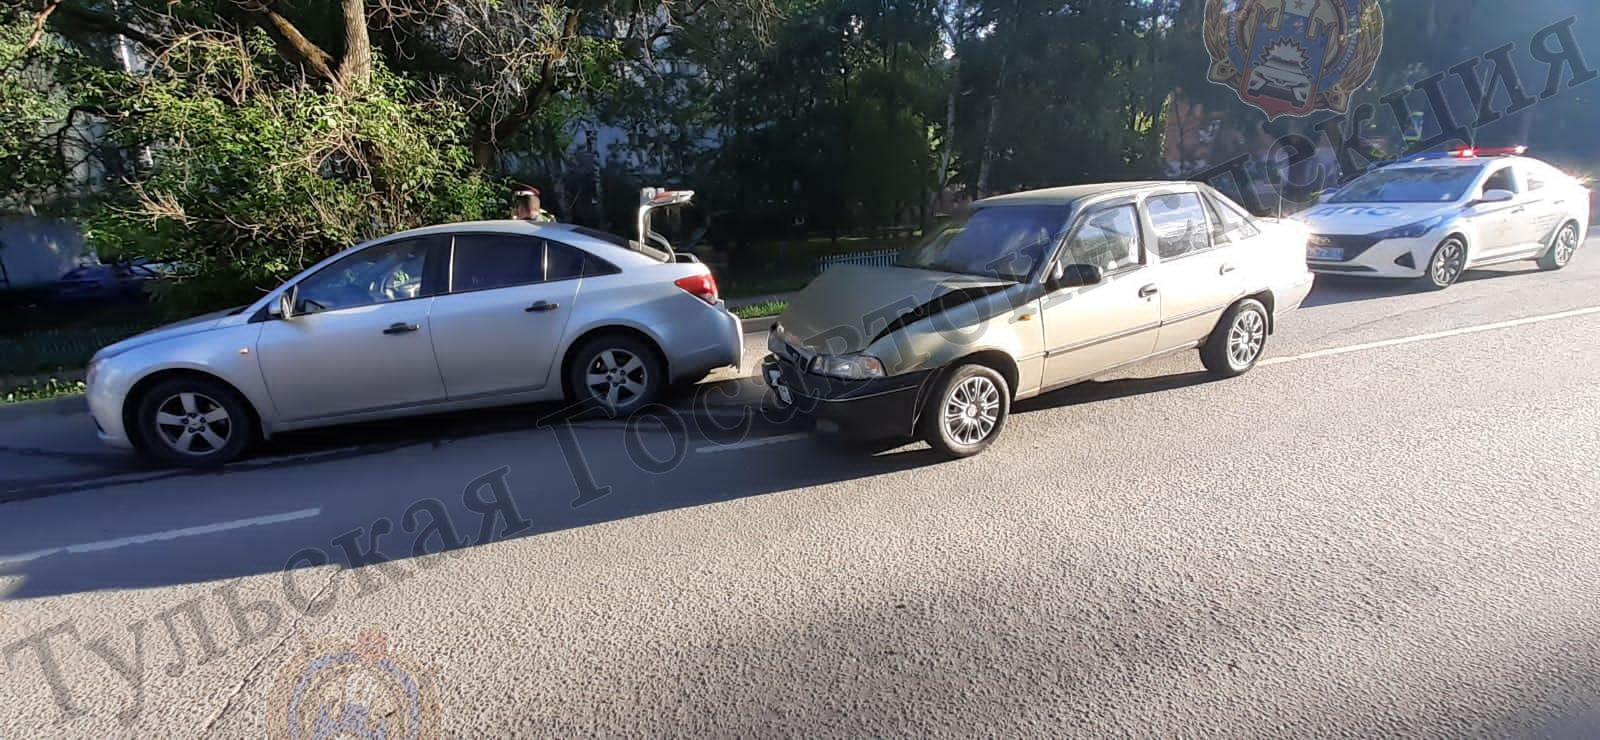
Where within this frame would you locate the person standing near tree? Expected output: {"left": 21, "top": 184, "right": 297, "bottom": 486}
{"left": 510, "top": 185, "right": 555, "bottom": 222}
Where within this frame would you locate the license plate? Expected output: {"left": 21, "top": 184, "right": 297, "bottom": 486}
{"left": 1308, "top": 246, "right": 1344, "bottom": 261}
{"left": 765, "top": 367, "right": 793, "bottom": 405}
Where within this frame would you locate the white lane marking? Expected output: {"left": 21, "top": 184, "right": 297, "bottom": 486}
{"left": 1261, "top": 305, "right": 1600, "bottom": 367}
{"left": 696, "top": 431, "right": 812, "bottom": 454}
{"left": 0, "top": 507, "right": 321, "bottom": 565}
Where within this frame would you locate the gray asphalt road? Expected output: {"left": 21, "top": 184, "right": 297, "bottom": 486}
{"left": 2, "top": 241, "right": 1598, "bottom": 736}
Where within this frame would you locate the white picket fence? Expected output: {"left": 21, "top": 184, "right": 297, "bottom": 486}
{"left": 814, "top": 248, "right": 900, "bottom": 275}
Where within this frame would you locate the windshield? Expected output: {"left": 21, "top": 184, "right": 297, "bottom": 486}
{"left": 1329, "top": 165, "right": 1483, "bottom": 204}
{"left": 898, "top": 205, "right": 1068, "bottom": 280}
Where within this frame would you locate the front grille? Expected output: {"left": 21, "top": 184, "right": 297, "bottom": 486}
{"left": 1308, "top": 263, "right": 1376, "bottom": 273}
{"left": 1308, "top": 233, "right": 1381, "bottom": 261}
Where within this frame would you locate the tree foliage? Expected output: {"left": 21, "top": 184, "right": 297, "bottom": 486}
{"left": 2, "top": 0, "right": 1597, "bottom": 312}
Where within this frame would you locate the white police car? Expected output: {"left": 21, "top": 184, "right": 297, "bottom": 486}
{"left": 1296, "top": 148, "right": 1590, "bottom": 290}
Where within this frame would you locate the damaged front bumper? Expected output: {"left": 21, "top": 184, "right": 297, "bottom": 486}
{"left": 761, "top": 354, "right": 931, "bottom": 440}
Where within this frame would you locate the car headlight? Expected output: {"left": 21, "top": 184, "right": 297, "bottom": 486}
{"left": 1371, "top": 215, "right": 1449, "bottom": 240}
{"left": 809, "top": 353, "right": 885, "bottom": 380}
{"left": 767, "top": 323, "right": 788, "bottom": 355}
{"left": 86, "top": 356, "right": 103, "bottom": 389}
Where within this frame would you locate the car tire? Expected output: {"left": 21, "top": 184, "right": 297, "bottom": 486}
{"left": 1419, "top": 237, "right": 1468, "bottom": 290}
{"left": 1537, "top": 222, "right": 1580, "bottom": 271}
{"left": 919, "top": 363, "right": 1009, "bottom": 459}
{"left": 567, "top": 334, "right": 664, "bottom": 417}
{"left": 135, "top": 377, "right": 256, "bottom": 467}
{"left": 1200, "top": 299, "right": 1269, "bottom": 378}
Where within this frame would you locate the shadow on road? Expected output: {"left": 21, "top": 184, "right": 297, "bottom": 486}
{"left": 1302, "top": 264, "right": 1551, "bottom": 308}
{"left": 0, "top": 358, "right": 1239, "bottom": 601}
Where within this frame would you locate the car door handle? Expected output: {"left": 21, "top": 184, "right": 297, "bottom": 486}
{"left": 1139, "top": 284, "right": 1159, "bottom": 298}
{"left": 382, "top": 322, "right": 420, "bottom": 335}
{"left": 525, "top": 301, "right": 560, "bottom": 313}
{"left": 1219, "top": 263, "right": 1236, "bottom": 275}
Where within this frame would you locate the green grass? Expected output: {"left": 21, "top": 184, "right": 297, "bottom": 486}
{"left": 723, "top": 275, "right": 811, "bottom": 299}
{"left": 3, "top": 377, "right": 86, "bottom": 405}
{"left": 731, "top": 300, "right": 789, "bottom": 320}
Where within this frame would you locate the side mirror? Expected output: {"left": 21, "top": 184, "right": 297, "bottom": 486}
{"left": 276, "top": 289, "right": 296, "bottom": 320}
{"left": 1476, "top": 188, "right": 1515, "bottom": 205}
{"left": 1046, "top": 263, "right": 1102, "bottom": 291}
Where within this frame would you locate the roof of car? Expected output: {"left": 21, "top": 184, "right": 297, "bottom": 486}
{"left": 389, "top": 219, "right": 573, "bottom": 238}
{"left": 1384, "top": 155, "right": 1530, "bottom": 170}
{"left": 974, "top": 181, "right": 1180, "bottom": 207}
{"left": 370, "top": 220, "right": 664, "bottom": 264}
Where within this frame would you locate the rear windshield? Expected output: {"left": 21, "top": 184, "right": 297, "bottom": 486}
{"left": 568, "top": 225, "right": 669, "bottom": 262}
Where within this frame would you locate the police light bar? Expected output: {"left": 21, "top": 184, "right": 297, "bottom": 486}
{"left": 1451, "top": 146, "right": 1527, "bottom": 158}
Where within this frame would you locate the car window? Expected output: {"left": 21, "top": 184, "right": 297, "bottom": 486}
{"left": 1063, "top": 205, "right": 1142, "bottom": 273}
{"left": 1524, "top": 165, "right": 1546, "bottom": 191}
{"left": 1201, "top": 192, "right": 1261, "bottom": 244}
{"left": 1483, "top": 167, "right": 1518, "bottom": 194}
{"left": 546, "top": 241, "right": 587, "bottom": 281}
{"left": 451, "top": 234, "right": 544, "bottom": 292}
{"left": 1145, "top": 192, "right": 1211, "bottom": 259}
{"left": 295, "top": 238, "right": 435, "bottom": 314}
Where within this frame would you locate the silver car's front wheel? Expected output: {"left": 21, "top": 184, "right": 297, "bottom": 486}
{"left": 154, "top": 392, "right": 233, "bottom": 456}
{"left": 135, "top": 377, "right": 256, "bottom": 467}
{"left": 569, "top": 335, "right": 663, "bottom": 416}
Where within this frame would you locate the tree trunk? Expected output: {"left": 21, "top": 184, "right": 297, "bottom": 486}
{"left": 976, "top": 51, "right": 1005, "bottom": 196}
{"left": 924, "top": 74, "right": 958, "bottom": 228}
{"left": 337, "top": 0, "right": 372, "bottom": 91}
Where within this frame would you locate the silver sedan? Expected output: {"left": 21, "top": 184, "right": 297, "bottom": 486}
{"left": 86, "top": 220, "right": 742, "bottom": 466}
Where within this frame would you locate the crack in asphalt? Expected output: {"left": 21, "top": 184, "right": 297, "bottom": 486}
{"left": 195, "top": 566, "right": 343, "bottom": 736}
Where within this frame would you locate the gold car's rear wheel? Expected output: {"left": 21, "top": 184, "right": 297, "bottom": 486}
{"left": 1201, "top": 299, "right": 1268, "bottom": 378}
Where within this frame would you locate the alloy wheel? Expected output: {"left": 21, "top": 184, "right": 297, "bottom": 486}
{"left": 1227, "top": 309, "right": 1266, "bottom": 369}
{"left": 1553, "top": 225, "right": 1578, "bottom": 266}
{"left": 583, "top": 348, "right": 649, "bottom": 410}
{"left": 942, "top": 375, "right": 1001, "bottom": 446}
{"left": 1432, "top": 241, "right": 1465, "bottom": 286}
{"left": 153, "top": 392, "right": 232, "bottom": 456}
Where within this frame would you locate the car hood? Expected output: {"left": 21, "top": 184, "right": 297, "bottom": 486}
{"left": 776, "top": 265, "right": 1014, "bottom": 354}
{"left": 1296, "top": 202, "right": 1461, "bottom": 235}
{"left": 95, "top": 307, "right": 241, "bottom": 359}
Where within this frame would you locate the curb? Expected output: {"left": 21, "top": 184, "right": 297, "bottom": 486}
{"left": 724, "top": 292, "right": 796, "bottom": 311}
{"left": 0, "top": 394, "right": 89, "bottom": 422}
{"left": 740, "top": 316, "right": 778, "bottom": 335}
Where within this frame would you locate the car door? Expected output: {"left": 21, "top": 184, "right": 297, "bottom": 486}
{"left": 1468, "top": 165, "right": 1525, "bottom": 260}
{"left": 1039, "top": 199, "right": 1161, "bottom": 388}
{"left": 1145, "top": 189, "right": 1244, "bottom": 352}
{"left": 1519, "top": 163, "right": 1570, "bottom": 250}
{"left": 427, "top": 233, "right": 582, "bottom": 400}
{"left": 256, "top": 236, "right": 449, "bottom": 422}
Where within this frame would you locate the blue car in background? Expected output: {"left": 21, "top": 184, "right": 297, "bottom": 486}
{"left": 47, "top": 260, "right": 167, "bottom": 304}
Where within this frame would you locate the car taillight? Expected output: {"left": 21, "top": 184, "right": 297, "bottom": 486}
{"left": 674, "top": 273, "right": 719, "bottom": 305}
